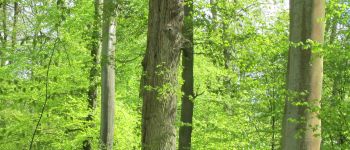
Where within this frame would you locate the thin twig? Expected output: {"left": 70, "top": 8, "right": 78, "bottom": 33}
{"left": 29, "top": 39, "right": 58, "bottom": 150}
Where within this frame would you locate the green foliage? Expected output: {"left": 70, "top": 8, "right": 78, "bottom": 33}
{"left": 0, "top": 0, "right": 349, "bottom": 149}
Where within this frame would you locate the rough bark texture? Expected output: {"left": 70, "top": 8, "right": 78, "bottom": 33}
{"left": 100, "top": 0, "right": 116, "bottom": 149}
{"left": 281, "top": 0, "right": 324, "bottom": 149}
{"left": 83, "top": 0, "right": 100, "bottom": 149}
{"left": 179, "top": 0, "right": 194, "bottom": 149}
{"left": 140, "top": 0, "right": 184, "bottom": 149}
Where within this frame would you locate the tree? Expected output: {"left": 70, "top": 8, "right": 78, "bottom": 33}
{"left": 140, "top": 0, "right": 184, "bottom": 149}
{"left": 100, "top": 0, "right": 116, "bottom": 149}
{"left": 179, "top": 0, "right": 194, "bottom": 149}
{"left": 2, "top": 0, "right": 350, "bottom": 149}
{"left": 84, "top": 0, "right": 101, "bottom": 149}
{"left": 11, "top": 1, "right": 18, "bottom": 52}
{"left": 281, "top": 0, "right": 325, "bottom": 149}
{"left": 1, "top": 0, "right": 7, "bottom": 66}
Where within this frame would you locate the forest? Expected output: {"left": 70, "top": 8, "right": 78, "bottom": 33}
{"left": 0, "top": 0, "right": 349, "bottom": 149}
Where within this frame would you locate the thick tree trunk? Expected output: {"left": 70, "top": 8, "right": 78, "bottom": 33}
{"left": 140, "top": 0, "right": 184, "bottom": 149}
{"left": 83, "top": 0, "right": 101, "bottom": 149}
{"left": 281, "top": 0, "right": 324, "bottom": 149}
{"left": 282, "top": 1, "right": 312, "bottom": 148}
{"left": 303, "top": 1, "right": 325, "bottom": 148}
{"left": 179, "top": 0, "right": 194, "bottom": 149}
{"left": 100, "top": 0, "right": 116, "bottom": 149}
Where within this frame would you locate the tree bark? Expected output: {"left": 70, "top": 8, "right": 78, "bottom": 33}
{"left": 100, "top": 0, "right": 116, "bottom": 149}
{"left": 83, "top": 0, "right": 101, "bottom": 149}
{"left": 140, "top": 0, "right": 184, "bottom": 149}
{"left": 11, "top": 2, "right": 18, "bottom": 50}
{"left": 1, "top": 0, "right": 7, "bottom": 66}
{"left": 281, "top": 0, "right": 324, "bottom": 149}
{"left": 7, "top": 1, "right": 18, "bottom": 65}
{"left": 209, "top": 0, "right": 217, "bottom": 30}
{"left": 179, "top": 0, "right": 194, "bottom": 149}
{"left": 270, "top": 83, "right": 276, "bottom": 150}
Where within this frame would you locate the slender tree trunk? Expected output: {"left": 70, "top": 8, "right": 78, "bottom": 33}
{"left": 270, "top": 85, "right": 276, "bottom": 150}
{"left": 281, "top": 0, "right": 324, "bottom": 149}
{"left": 100, "top": 0, "right": 116, "bottom": 149}
{"left": 331, "top": 77, "right": 347, "bottom": 146}
{"left": 271, "top": 109, "right": 276, "bottom": 150}
{"left": 8, "top": 1, "right": 18, "bottom": 65}
{"left": 328, "top": 18, "right": 337, "bottom": 45}
{"left": 140, "top": 0, "right": 184, "bottom": 149}
{"left": 329, "top": 21, "right": 348, "bottom": 146}
{"left": 12, "top": 2, "right": 18, "bottom": 49}
{"left": 83, "top": 0, "right": 101, "bottom": 149}
{"left": 179, "top": 0, "right": 194, "bottom": 149}
{"left": 1, "top": 0, "right": 7, "bottom": 66}
{"left": 209, "top": 0, "right": 217, "bottom": 31}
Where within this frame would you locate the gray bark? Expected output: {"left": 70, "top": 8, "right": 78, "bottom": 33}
{"left": 100, "top": 0, "right": 116, "bottom": 149}
{"left": 140, "top": 0, "right": 184, "bottom": 149}
{"left": 179, "top": 0, "right": 194, "bottom": 149}
{"left": 282, "top": 0, "right": 324, "bottom": 149}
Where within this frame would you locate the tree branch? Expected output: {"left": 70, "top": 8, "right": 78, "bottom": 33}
{"left": 29, "top": 39, "right": 59, "bottom": 150}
